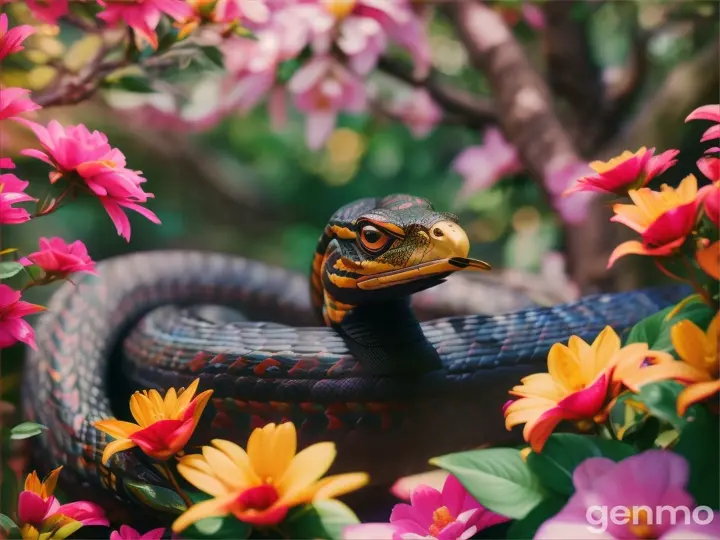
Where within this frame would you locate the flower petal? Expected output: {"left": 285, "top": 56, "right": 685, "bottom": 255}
{"left": 94, "top": 419, "right": 141, "bottom": 439}
{"left": 276, "top": 442, "right": 336, "bottom": 503}
{"left": 211, "top": 439, "right": 261, "bottom": 486}
{"left": 171, "top": 495, "right": 233, "bottom": 533}
{"left": 677, "top": 380, "right": 720, "bottom": 416}
{"left": 101, "top": 438, "right": 137, "bottom": 465}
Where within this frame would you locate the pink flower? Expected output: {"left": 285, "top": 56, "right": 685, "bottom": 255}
{"left": 698, "top": 154, "right": 719, "bottom": 183}
{"left": 214, "top": 0, "right": 270, "bottom": 25}
{"left": 22, "top": 237, "right": 97, "bottom": 278}
{"left": 343, "top": 475, "right": 508, "bottom": 540}
{"left": 110, "top": 525, "right": 166, "bottom": 540}
{"left": 97, "top": 0, "right": 193, "bottom": 50}
{"left": 288, "top": 56, "right": 366, "bottom": 149}
{"left": 521, "top": 3, "right": 546, "bottom": 30}
{"left": 389, "top": 89, "right": 442, "bottom": 138}
{"left": 0, "top": 157, "right": 14, "bottom": 169}
{"left": 19, "top": 119, "right": 160, "bottom": 240}
{"left": 685, "top": 103, "right": 720, "bottom": 143}
{"left": 0, "top": 13, "right": 36, "bottom": 61}
{"left": 0, "top": 285, "right": 45, "bottom": 350}
{"left": 26, "top": 0, "right": 69, "bottom": 24}
{"left": 0, "top": 87, "right": 40, "bottom": 121}
{"left": 564, "top": 147, "right": 679, "bottom": 196}
{"left": 699, "top": 181, "right": 720, "bottom": 227}
{"left": 53, "top": 501, "right": 109, "bottom": 527}
{"left": 0, "top": 172, "right": 36, "bottom": 225}
{"left": 453, "top": 128, "right": 523, "bottom": 198}
{"left": 535, "top": 451, "right": 720, "bottom": 539}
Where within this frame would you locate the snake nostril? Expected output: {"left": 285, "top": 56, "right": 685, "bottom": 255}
{"left": 433, "top": 227, "right": 444, "bottom": 238}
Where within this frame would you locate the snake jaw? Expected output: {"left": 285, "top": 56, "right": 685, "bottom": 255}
{"left": 355, "top": 257, "right": 491, "bottom": 290}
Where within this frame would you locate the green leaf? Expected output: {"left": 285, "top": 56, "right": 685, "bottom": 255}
{"left": 625, "top": 306, "right": 673, "bottom": 346}
{"left": 430, "top": 448, "right": 545, "bottom": 520}
{"left": 106, "top": 76, "right": 156, "bottom": 93}
{"left": 285, "top": 500, "right": 360, "bottom": 540}
{"left": 124, "top": 480, "right": 187, "bottom": 515}
{"left": 653, "top": 301, "right": 716, "bottom": 353}
{"left": 526, "top": 434, "right": 636, "bottom": 496}
{"left": 200, "top": 46, "right": 224, "bottom": 69}
{"left": 0, "top": 262, "right": 24, "bottom": 280}
{"left": 0, "top": 513, "right": 18, "bottom": 533}
{"left": 10, "top": 422, "right": 47, "bottom": 440}
{"left": 634, "top": 381, "right": 687, "bottom": 431}
{"left": 181, "top": 492, "right": 251, "bottom": 539}
{"left": 673, "top": 404, "right": 720, "bottom": 508}
{"left": 506, "top": 496, "right": 566, "bottom": 539}
{"left": 608, "top": 391, "right": 651, "bottom": 441}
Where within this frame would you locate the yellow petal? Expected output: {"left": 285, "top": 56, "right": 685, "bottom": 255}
{"left": 568, "top": 336, "right": 596, "bottom": 384}
{"left": 697, "top": 241, "right": 719, "bottom": 280}
{"left": 171, "top": 495, "right": 233, "bottom": 533}
{"left": 284, "top": 473, "right": 369, "bottom": 507}
{"left": 276, "top": 442, "right": 336, "bottom": 500}
{"left": 94, "top": 419, "right": 141, "bottom": 439}
{"left": 504, "top": 398, "right": 553, "bottom": 429}
{"left": 513, "top": 373, "right": 563, "bottom": 401}
{"left": 266, "top": 422, "right": 297, "bottom": 480}
{"left": 677, "top": 380, "right": 720, "bottom": 416}
{"left": 190, "top": 390, "right": 213, "bottom": 425}
{"left": 201, "top": 445, "right": 248, "bottom": 491}
{"left": 608, "top": 240, "right": 647, "bottom": 269}
{"left": 147, "top": 389, "right": 165, "bottom": 416}
{"left": 621, "top": 362, "right": 711, "bottom": 393}
{"left": 164, "top": 387, "right": 179, "bottom": 419}
{"left": 211, "top": 439, "right": 261, "bottom": 486}
{"left": 101, "top": 438, "right": 137, "bottom": 465}
{"left": 591, "top": 326, "right": 621, "bottom": 376}
{"left": 672, "top": 320, "right": 710, "bottom": 372}
{"left": 676, "top": 174, "right": 698, "bottom": 202}
{"left": 24, "top": 471, "right": 42, "bottom": 495}
{"left": 247, "top": 422, "right": 295, "bottom": 481}
{"left": 130, "top": 392, "right": 154, "bottom": 427}
{"left": 547, "top": 343, "right": 583, "bottom": 392}
{"left": 177, "top": 459, "right": 230, "bottom": 497}
{"left": 247, "top": 423, "right": 274, "bottom": 480}
{"left": 177, "top": 379, "right": 200, "bottom": 410}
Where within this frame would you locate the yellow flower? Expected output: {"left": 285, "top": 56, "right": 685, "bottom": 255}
{"left": 622, "top": 313, "right": 719, "bottom": 415}
{"left": 504, "top": 326, "right": 673, "bottom": 452}
{"left": 172, "top": 422, "right": 369, "bottom": 532}
{"left": 94, "top": 378, "right": 212, "bottom": 464}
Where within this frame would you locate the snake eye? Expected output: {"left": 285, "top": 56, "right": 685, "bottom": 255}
{"left": 359, "top": 224, "right": 392, "bottom": 253}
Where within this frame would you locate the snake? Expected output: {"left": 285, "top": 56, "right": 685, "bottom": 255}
{"left": 21, "top": 194, "right": 689, "bottom": 523}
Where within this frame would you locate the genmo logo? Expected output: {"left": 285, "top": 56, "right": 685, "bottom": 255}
{"left": 586, "top": 505, "right": 715, "bottom": 534}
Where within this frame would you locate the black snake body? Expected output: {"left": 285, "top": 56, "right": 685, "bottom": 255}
{"left": 21, "top": 195, "right": 689, "bottom": 521}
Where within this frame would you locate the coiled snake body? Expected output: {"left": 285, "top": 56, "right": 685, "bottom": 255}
{"left": 22, "top": 195, "right": 688, "bottom": 518}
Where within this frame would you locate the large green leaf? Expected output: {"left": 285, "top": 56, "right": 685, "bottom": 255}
{"left": 526, "top": 434, "right": 636, "bottom": 496}
{"left": 0, "top": 262, "right": 24, "bottom": 280}
{"left": 284, "top": 500, "right": 360, "bottom": 540}
{"left": 124, "top": 480, "right": 187, "bottom": 515}
{"left": 634, "top": 381, "right": 687, "bottom": 431}
{"left": 430, "top": 448, "right": 545, "bottom": 520}
{"left": 0, "top": 513, "right": 17, "bottom": 535}
{"left": 625, "top": 306, "right": 673, "bottom": 346}
{"left": 652, "top": 301, "right": 716, "bottom": 354}
{"left": 673, "top": 404, "right": 720, "bottom": 509}
{"left": 10, "top": 422, "right": 47, "bottom": 440}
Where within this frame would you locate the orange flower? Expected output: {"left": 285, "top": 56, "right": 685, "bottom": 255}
{"left": 697, "top": 240, "right": 719, "bottom": 280}
{"left": 503, "top": 327, "right": 672, "bottom": 452}
{"left": 608, "top": 174, "right": 701, "bottom": 268}
{"left": 172, "top": 422, "right": 368, "bottom": 532}
{"left": 621, "top": 313, "right": 719, "bottom": 416}
{"left": 564, "top": 147, "right": 678, "bottom": 196}
{"left": 94, "top": 378, "right": 212, "bottom": 464}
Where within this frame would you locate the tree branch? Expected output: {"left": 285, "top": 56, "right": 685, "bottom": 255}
{"left": 376, "top": 56, "right": 497, "bottom": 128}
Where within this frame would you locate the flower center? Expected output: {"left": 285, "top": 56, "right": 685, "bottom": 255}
{"left": 322, "top": 0, "right": 357, "bottom": 19}
{"left": 428, "top": 506, "right": 454, "bottom": 537}
{"left": 627, "top": 507, "right": 656, "bottom": 539}
{"left": 238, "top": 484, "right": 279, "bottom": 511}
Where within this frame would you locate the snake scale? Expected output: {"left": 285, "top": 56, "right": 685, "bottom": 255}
{"left": 21, "top": 194, "right": 689, "bottom": 520}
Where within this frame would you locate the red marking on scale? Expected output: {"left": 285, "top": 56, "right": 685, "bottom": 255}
{"left": 189, "top": 352, "right": 210, "bottom": 372}
{"left": 254, "top": 358, "right": 281, "bottom": 375}
{"left": 326, "top": 414, "right": 343, "bottom": 430}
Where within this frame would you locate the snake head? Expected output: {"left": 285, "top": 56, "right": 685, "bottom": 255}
{"left": 311, "top": 194, "right": 491, "bottom": 326}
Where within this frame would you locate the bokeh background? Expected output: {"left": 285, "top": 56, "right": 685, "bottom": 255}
{"left": 1, "top": 0, "right": 718, "bottom": 517}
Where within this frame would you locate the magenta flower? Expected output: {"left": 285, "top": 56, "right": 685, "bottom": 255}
{"left": 389, "top": 89, "right": 442, "bottom": 139}
{"left": 343, "top": 475, "right": 508, "bottom": 540}
{"left": 686, "top": 103, "right": 720, "bottom": 143}
{"left": 214, "top": 0, "right": 270, "bottom": 25}
{"left": 0, "top": 172, "right": 36, "bottom": 225}
{"left": 536, "top": 450, "right": 720, "bottom": 539}
{"left": 0, "top": 285, "right": 45, "bottom": 350}
{"left": 26, "top": 0, "right": 69, "bottom": 24}
{"left": 110, "top": 525, "right": 166, "bottom": 540}
{"left": 0, "top": 87, "right": 41, "bottom": 121}
{"left": 453, "top": 128, "right": 523, "bottom": 199}
{"left": 97, "top": 0, "right": 192, "bottom": 50}
{"left": 19, "top": 119, "right": 160, "bottom": 240}
{"left": 0, "top": 157, "right": 14, "bottom": 169}
{"left": 288, "top": 56, "right": 366, "bottom": 149}
{"left": 22, "top": 237, "right": 97, "bottom": 279}
{"left": 0, "top": 13, "right": 36, "bottom": 62}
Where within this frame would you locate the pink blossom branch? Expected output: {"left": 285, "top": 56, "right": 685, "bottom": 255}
{"left": 376, "top": 56, "right": 497, "bottom": 129}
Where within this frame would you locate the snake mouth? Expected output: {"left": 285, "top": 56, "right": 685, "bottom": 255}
{"left": 356, "top": 257, "right": 491, "bottom": 290}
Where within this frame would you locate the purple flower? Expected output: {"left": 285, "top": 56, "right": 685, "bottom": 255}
{"left": 343, "top": 474, "right": 508, "bottom": 540}
{"left": 536, "top": 450, "right": 720, "bottom": 539}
